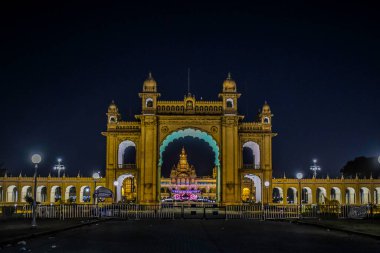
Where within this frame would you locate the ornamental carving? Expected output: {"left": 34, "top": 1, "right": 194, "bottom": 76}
{"left": 211, "top": 126, "right": 218, "bottom": 133}
{"left": 161, "top": 126, "right": 169, "bottom": 133}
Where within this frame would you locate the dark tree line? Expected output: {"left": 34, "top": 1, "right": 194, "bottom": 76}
{"left": 340, "top": 156, "right": 380, "bottom": 179}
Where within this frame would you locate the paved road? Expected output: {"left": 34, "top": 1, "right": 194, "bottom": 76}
{"left": 2, "top": 219, "right": 379, "bottom": 252}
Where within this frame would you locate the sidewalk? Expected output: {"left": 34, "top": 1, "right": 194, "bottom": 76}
{"left": 0, "top": 218, "right": 100, "bottom": 247}
{"left": 293, "top": 218, "right": 380, "bottom": 239}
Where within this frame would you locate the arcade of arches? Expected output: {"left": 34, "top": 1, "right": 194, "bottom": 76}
{"left": 1, "top": 73, "right": 380, "bottom": 205}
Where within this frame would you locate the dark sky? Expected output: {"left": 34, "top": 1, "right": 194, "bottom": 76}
{"left": 1, "top": 1, "right": 379, "bottom": 178}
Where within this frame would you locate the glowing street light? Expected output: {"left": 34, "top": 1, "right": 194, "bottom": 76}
{"left": 113, "top": 181, "right": 118, "bottom": 203}
{"left": 53, "top": 158, "right": 65, "bottom": 178}
{"left": 31, "top": 154, "right": 42, "bottom": 229}
{"left": 296, "top": 172, "right": 303, "bottom": 219}
{"left": 92, "top": 172, "right": 100, "bottom": 205}
{"left": 264, "top": 181, "right": 270, "bottom": 205}
{"left": 310, "top": 159, "right": 321, "bottom": 178}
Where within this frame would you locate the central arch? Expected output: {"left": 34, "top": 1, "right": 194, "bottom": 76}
{"left": 158, "top": 128, "right": 220, "bottom": 202}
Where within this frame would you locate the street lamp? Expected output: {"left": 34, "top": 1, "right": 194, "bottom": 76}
{"left": 31, "top": 154, "right": 41, "bottom": 229}
{"left": 92, "top": 172, "right": 100, "bottom": 205}
{"left": 296, "top": 172, "right": 303, "bottom": 219}
{"left": 113, "top": 180, "right": 118, "bottom": 203}
{"left": 264, "top": 181, "right": 270, "bottom": 205}
{"left": 310, "top": 159, "right": 321, "bottom": 178}
{"left": 53, "top": 158, "right": 65, "bottom": 178}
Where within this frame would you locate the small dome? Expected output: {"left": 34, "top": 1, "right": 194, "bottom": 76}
{"left": 262, "top": 101, "right": 271, "bottom": 113}
{"left": 143, "top": 72, "right": 157, "bottom": 92}
{"left": 223, "top": 72, "right": 236, "bottom": 92}
{"left": 108, "top": 100, "right": 118, "bottom": 112}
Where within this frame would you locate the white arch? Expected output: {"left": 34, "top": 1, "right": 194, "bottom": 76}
{"left": 118, "top": 140, "right": 136, "bottom": 167}
{"left": 375, "top": 187, "right": 380, "bottom": 205}
{"left": 226, "top": 98, "right": 234, "bottom": 108}
{"left": 360, "top": 187, "right": 370, "bottom": 204}
{"left": 145, "top": 97, "right": 153, "bottom": 107}
{"left": 317, "top": 187, "right": 327, "bottom": 204}
{"left": 79, "top": 185, "right": 90, "bottom": 203}
{"left": 243, "top": 141, "right": 260, "bottom": 167}
{"left": 287, "top": 187, "right": 298, "bottom": 204}
{"left": 244, "top": 174, "right": 262, "bottom": 203}
{"left": 115, "top": 173, "right": 134, "bottom": 202}
{"left": 36, "top": 185, "right": 47, "bottom": 203}
{"left": 65, "top": 185, "right": 76, "bottom": 202}
{"left": 346, "top": 187, "right": 355, "bottom": 204}
{"left": 7, "top": 185, "right": 18, "bottom": 202}
{"left": 302, "top": 187, "right": 313, "bottom": 204}
{"left": 21, "top": 185, "right": 32, "bottom": 202}
{"left": 330, "top": 187, "right": 341, "bottom": 203}
{"left": 50, "top": 186, "right": 61, "bottom": 203}
{"left": 273, "top": 187, "right": 284, "bottom": 204}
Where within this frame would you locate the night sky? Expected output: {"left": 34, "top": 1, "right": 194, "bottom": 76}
{"left": 1, "top": 2, "right": 379, "bottom": 178}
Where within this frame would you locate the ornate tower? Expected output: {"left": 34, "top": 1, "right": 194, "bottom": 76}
{"left": 259, "top": 101, "right": 273, "bottom": 129}
{"left": 218, "top": 73, "right": 241, "bottom": 115}
{"left": 106, "top": 100, "right": 121, "bottom": 124}
{"left": 139, "top": 72, "right": 161, "bottom": 115}
{"left": 137, "top": 72, "right": 160, "bottom": 203}
{"left": 219, "top": 73, "right": 242, "bottom": 203}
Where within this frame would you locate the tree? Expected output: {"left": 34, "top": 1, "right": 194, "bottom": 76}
{"left": 340, "top": 156, "right": 380, "bottom": 178}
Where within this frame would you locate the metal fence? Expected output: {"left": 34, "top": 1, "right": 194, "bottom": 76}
{"left": 1, "top": 204, "right": 379, "bottom": 220}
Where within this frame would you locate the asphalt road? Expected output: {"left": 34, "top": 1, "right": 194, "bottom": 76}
{"left": 2, "top": 219, "right": 379, "bottom": 253}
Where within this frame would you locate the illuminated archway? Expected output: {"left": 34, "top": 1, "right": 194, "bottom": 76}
{"left": 244, "top": 174, "right": 262, "bottom": 203}
{"left": 159, "top": 128, "right": 220, "bottom": 201}
{"left": 118, "top": 140, "right": 136, "bottom": 168}
{"left": 21, "top": 186, "right": 32, "bottom": 202}
{"left": 242, "top": 141, "right": 260, "bottom": 168}
{"left": 115, "top": 173, "right": 135, "bottom": 202}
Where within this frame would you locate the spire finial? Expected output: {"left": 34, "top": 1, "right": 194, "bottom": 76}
{"left": 227, "top": 72, "right": 232, "bottom": 79}
{"left": 148, "top": 72, "right": 152, "bottom": 79}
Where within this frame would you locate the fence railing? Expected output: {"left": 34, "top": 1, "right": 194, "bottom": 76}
{"left": 1, "top": 204, "right": 378, "bottom": 220}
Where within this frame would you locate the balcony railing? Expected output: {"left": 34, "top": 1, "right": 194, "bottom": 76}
{"left": 118, "top": 164, "right": 137, "bottom": 169}
{"left": 241, "top": 164, "right": 260, "bottom": 170}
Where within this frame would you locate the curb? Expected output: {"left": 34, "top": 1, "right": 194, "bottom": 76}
{"left": 0, "top": 219, "right": 107, "bottom": 248}
{"left": 290, "top": 220, "right": 380, "bottom": 240}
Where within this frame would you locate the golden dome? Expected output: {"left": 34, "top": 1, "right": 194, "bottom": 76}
{"left": 108, "top": 100, "right": 118, "bottom": 112}
{"left": 143, "top": 72, "right": 157, "bottom": 92}
{"left": 262, "top": 101, "right": 271, "bottom": 113}
{"left": 223, "top": 72, "right": 236, "bottom": 92}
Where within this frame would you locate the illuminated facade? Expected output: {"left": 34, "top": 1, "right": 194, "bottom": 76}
{"left": 160, "top": 147, "right": 217, "bottom": 200}
{"left": 0, "top": 73, "right": 380, "bottom": 205}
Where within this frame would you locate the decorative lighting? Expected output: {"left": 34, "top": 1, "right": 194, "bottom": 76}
{"left": 264, "top": 181, "right": 270, "bottom": 187}
{"left": 92, "top": 172, "right": 100, "bottom": 179}
{"left": 296, "top": 173, "right": 303, "bottom": 180}
{"left": 31, "top": 153, "right": 41, "bottom": 229}
{"left": 310, "top": 159, "right": 321, "bottom": 178}
{"left": 53, "top": 158, "right": 65, "bottom": 178}
{"left": 113, "top": 181, "right": 118, "bottom": 186}
{"left": 31, "top": 154, "right": 42, "bottom": 165}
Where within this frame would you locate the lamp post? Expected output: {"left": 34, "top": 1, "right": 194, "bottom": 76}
{"left": 296, "top": 172, "right": 303, "bottom": 219}
{"left": 264, "top": 181, "right": 270, "bottom": 205}
{"left": 31, "top": 154, "right": 41, "bottom": 229}
{"left": 92, "top": 172, "right": 100, "bottom": 205}
{"left": 113, "top": 181, "right": 118, "bottom": 203}
{"left": 53, "top": 158, "right": 65, "bottom": 178}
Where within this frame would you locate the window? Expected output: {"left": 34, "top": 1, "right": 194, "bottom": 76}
{"left": 146, "top": 98, "right": 153, "bottom": 108}
{"left": 264, "top": 117, "right": 270, "bottom": 124}
{"left": 109, "top": 116, "right": 116, "bottom": 123}
{"left": 226, "top": 98, "right": 233, "bottom": 108}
